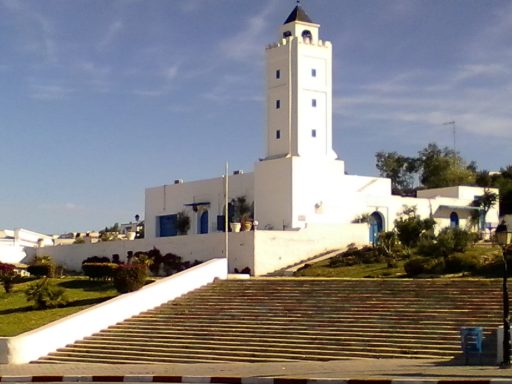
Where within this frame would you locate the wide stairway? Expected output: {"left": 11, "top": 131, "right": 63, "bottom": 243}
{"left": 37, "top": 278, "right": 505, "bottom": 364}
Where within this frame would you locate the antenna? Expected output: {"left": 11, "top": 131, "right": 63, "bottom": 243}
{"left": 443, "top": 121, "right": 456, "bottom": 152}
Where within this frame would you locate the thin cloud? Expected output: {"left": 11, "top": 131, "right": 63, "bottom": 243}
{"left": 1, "top": 0, "right": 57, "bottom": 63}
{"left": 98, "top": 20, "right": 124, "bottom": 50}
{"left": 163, "top": 64, "right": 179, "bottom": 80}
{"left": 30, "top": 84, "right": 74, "bottom": 100}
{"left": 453, "top": 63, "right": 509, "bottom": 83}
{"left": 39, "top": 202, "right": 86, "bottom": 212}
{"left": 218, "top": 2, "right": 273, "bottom": 62}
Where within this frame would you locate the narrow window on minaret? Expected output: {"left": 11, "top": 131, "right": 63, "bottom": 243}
{"left": 312, "top": 129, "right": 317, "bottom": 138}
{"left": 311, "top": 69, "right": 317, "bottom": 77}
{"left": 276, "top": 70, "right": 280, "bottom": 79}
{"left": 276, "top": 100, "right": 280, "bottom": 109}
{"left": 276, "top": 130, "right": 281, "bottom": 139}
{"left": 312, "top": 99, "right": 317, "bottom": 107}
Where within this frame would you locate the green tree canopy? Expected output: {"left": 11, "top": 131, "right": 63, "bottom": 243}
{"left": 375, "top": 143, "right": 476, "bottom": 194}
{"left": 417, "top": 143, "right": 476, "bottom": 189}
{"left": 476, "top": 166, "right": 512, "bottom": 215}
{"left": 375, "top": 151, "right": 419, "bottom": 195}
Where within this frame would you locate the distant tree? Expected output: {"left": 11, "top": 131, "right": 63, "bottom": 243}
{"left": 418, "top": 143, "right": 476, "bottom": 188}
{"left": 475, "top": 170, "right": 492, "bottom": 187}
{"left": 475, "top": 165, "right": 512, "bottom": 215}
{"left": 99, "top": 222, "right": 121, "bottom": 241}
{"left": 375, "top": 151, "right": 419, "bottom": 195}
{"left": 477, "top": 189, "right": 498, "bottom": 218}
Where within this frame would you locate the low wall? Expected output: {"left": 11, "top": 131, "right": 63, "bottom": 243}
{"left": 0, "top": 258, "right": 227, "bottom": 364}
{"left": 253, "top": 223, "right": 368, "bottom": 276}
{"left": 33, "top": 234, "right": 231, "bottom": 272}
{"left": 31, "top": 224, "right": 368, "bottom": 277}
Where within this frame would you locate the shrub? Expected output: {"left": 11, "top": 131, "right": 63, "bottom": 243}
{"left": 27, "top": 255, "right": 57, "bottom": 278}
{"left": 146, "top": 248, "right": 163, "bottom": 275}
{"left": 475, "top": 255, "right": 512, "bottom": 277}
{"left": 161, "top": 252, "right": 184, "bottom": 275}
{"left": 376, "top": 231, "right": 407, "bottom": 267}
{"left": 25, "top": 278, "right": 68, "bottom": 309}
{"left": 404, "top": 257, "right": 445, "bottom": 276}
{"left": 404, "top": 257, "right": 427, "bottom": 276}
{"left": 27, "top": 263, "right": 55, "bottom": 278}
{"left": 328, "top": 246, "right": 380, "bottom": 267}
{"left": 395, "top": 212, "right": 435, "bottom": 249}
{"left": 82, "top": 263, "right": 119, "bottom": 280}
{"left": 416, "top": 235, "right": 438, "bottom": 257}
{"left": 113, "top": 264, "right": 147, "bottom": 293}
{"left": 0, "top": 263, "right": 19, "bottom": 293}
{"left": 435, "top": 228, "right": 472, "bottom": 257}
{"left": 445, "top": 253, "right": 481, "bottom": 274}
{"left": 82, "top": 256, "right": 110, "bottom": 264}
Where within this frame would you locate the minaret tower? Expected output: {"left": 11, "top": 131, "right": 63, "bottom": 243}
{"left": 264, "top": 4, "right": 337, "bottom": 160}
{"left": 255, "top": 4, "right": 344, "bottom": 232}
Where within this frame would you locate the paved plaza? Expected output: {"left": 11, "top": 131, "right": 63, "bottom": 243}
{"left": 1, "top": 359, "right": 512, "bottom": 382}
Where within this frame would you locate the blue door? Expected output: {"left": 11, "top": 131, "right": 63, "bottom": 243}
{"left": 450, "top": 212, "right": 459, "bottom": 228}
{"left": 199, "top": 211, "right": 209, "bottom": 234}
{"left": 159, "top": 214, "right": 177, "bottom": 237}
{"left": 369, "top": 212, "right": 384, "bottom": 244}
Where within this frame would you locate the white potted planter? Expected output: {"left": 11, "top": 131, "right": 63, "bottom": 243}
{"left": 230, "top": 222, "right": 241, "bottom": 232}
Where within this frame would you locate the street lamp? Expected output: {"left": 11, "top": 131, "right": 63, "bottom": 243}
{"left": 496, "top": 220, "right": 511, "bottom": 368}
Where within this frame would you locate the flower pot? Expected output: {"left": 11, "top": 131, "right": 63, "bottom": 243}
{"left": 230, "top": 222, "right": 241, "bottom": 232}
{"left": 242, "top": 221, "right": 252, "bottom": 231}
{"left": 126, "top": 231, "right": 136, "bottom": 240}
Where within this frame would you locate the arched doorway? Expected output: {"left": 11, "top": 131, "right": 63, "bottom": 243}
{"left": 369, "top": 211, "right": 384, "bottom": 245}
{"left": 199, "top": 211, "right": 209, "bottom": 234}
{"left": 450, "top": 212, "right": 459, "bottom": 228}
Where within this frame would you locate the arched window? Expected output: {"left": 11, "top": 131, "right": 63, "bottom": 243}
{"left": 283, "top": 31, "right": 292, "bottom": 38}
{"left": 302, "top": 30, "right": 312, "bottom": 40}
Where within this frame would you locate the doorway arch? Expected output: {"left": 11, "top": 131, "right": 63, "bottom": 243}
{"left": 450, "top": 212, "right": 459, "bottom": 228}
{"left": 199, "top": 210, "right": 209, "bottom": 234}
{"left": 369, "top": 211, "right": 384, "bottom": 245}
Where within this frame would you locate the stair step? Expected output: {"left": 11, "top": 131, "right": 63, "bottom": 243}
{"left": 35, "top": 278, "right": 505, "bottom": 364}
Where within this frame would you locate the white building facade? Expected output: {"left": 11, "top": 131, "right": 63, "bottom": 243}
{"left": 144, "top": 5, "right": 499, "bottom": 269}
{"left": 0, "top": 228, "right": 53, "bottom": 265}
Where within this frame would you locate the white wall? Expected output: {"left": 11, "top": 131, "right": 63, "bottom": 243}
{"left": 0, "top": 242, "right": 27, "bottom": 264}
{"left": 253, "top": 223, "right": 368, "bottom": 276}
{"left": 0, "top": 258, "right": 228, "bottom": 364}
{"left": 254, "top": 157, "right": 294, "bottom": 231}
{"left": 34, "top": 233, "right": 226, "bottom": 272}
{"left": 145, "top": 173, "right": 254, "bottom": 240}
{"left": 34, "top": 232, "right": 257, "bottom": 274}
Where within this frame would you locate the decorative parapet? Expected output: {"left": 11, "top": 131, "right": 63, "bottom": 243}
{"left": 266, "top": 37, "right": 331, "bottom": 50}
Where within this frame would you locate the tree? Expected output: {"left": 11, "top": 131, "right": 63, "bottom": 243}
{"left": 375, "top": 143, "right": 477, "bottom": 193}
{"left": 475, "top": 165, "right": 512, "bottom": 215}
{"left": 375, "top": 151, "right": 419, "bottom": 195}
{"left": 474, "top": 189, "right": 498, "bottom": 221}
{"left": 418, "top": 143, "right": 476, "bottom": 188}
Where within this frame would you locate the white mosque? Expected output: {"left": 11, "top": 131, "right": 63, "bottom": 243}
{"left": 25, "top": 4, "right": 497, "bottom": 277}
{"left": 145, "top": 4, "right": 497, "bottom": 253}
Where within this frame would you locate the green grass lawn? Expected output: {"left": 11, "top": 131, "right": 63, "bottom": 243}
{"left": 0, "top": 277, "right": 118, "bottom": 337}
{"left": 294, "top": 259, "right": 407, "bottom": 278}
{"left": 294, "top": 244, "right": 502, "bottom": 278}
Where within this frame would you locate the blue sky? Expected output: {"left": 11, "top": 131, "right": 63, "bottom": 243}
{"left": 0, "top": 0, "right": 511, "bottom": 234}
